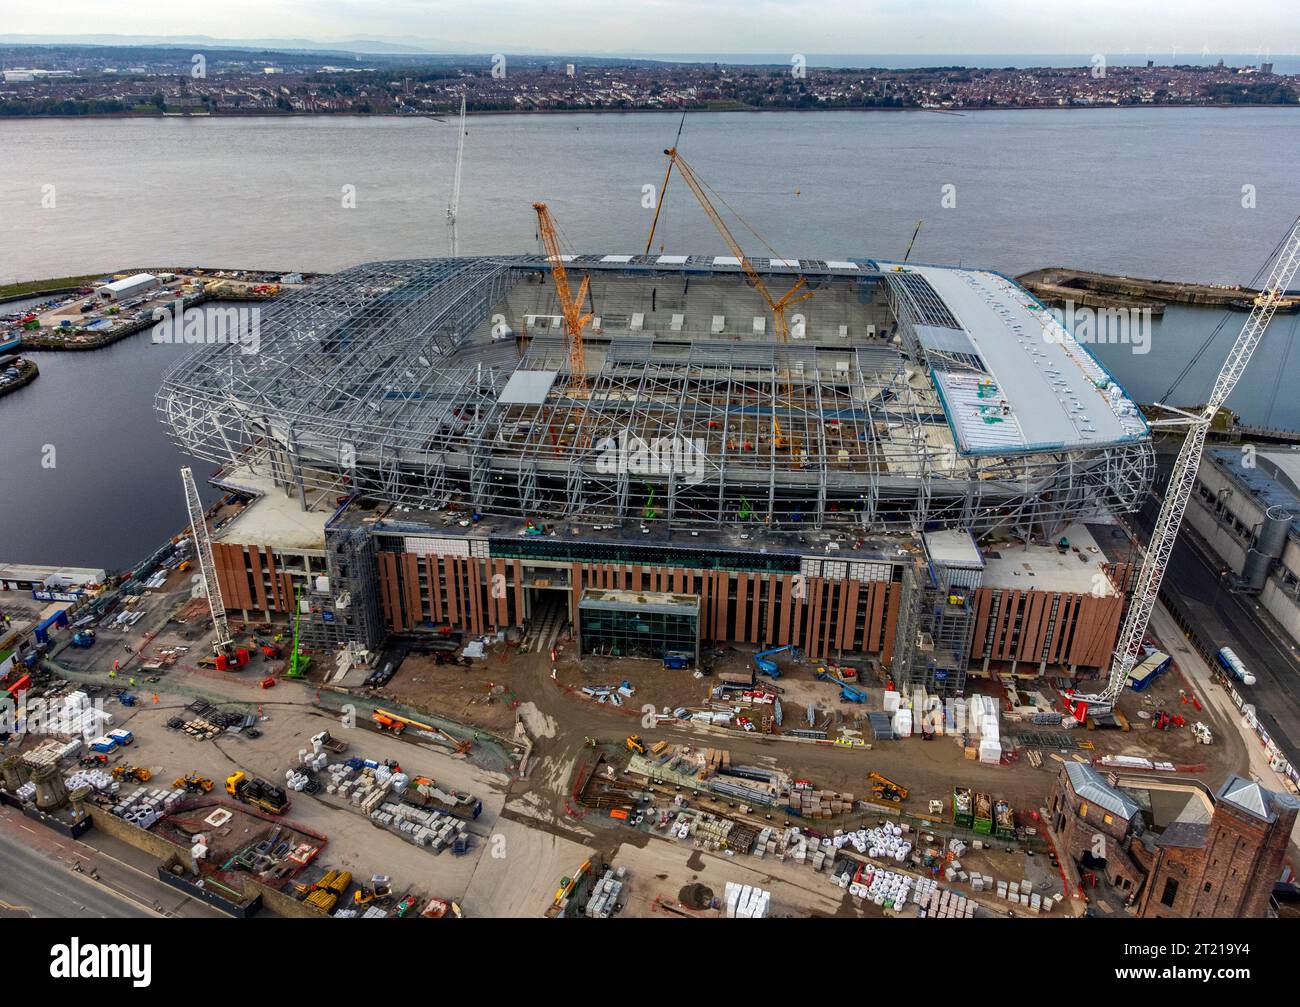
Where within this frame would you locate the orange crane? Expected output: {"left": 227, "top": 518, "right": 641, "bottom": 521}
{"left": 533, "top": 202, "right": 593, "bottom": 394}
{"left": 646, "top": 147, "right": 812, "bottom": 343}
{"left": 372, "top": 707, "right": 473, "bottom": 754}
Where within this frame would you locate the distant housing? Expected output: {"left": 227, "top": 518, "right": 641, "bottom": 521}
{"left": 97, "top": 273, "right": 159, "bottom": 302}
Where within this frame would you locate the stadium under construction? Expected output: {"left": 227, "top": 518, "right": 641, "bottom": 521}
{"left": 157, "top": 253, "right": 1153, "bottom": 694}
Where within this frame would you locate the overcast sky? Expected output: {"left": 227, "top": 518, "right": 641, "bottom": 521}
{"left": 3, "top": 0, "right": 1295, "bottom": 55}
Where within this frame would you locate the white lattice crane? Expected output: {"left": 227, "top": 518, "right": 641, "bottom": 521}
{"left": 1072, "top": 215, "right": 1300, "bottom": 715}
{"left": 181, "top": 466, "right": 233, "bottom": 655}
{"left": 446, "top": 90, "right": 467, "bottom": 257}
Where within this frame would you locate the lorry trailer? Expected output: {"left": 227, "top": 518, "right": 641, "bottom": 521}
{"left": 400, "top": 776, "right": 482, "bottom": 820}
{"left": 1215, "top": 647, "right": 1256, "bottom": 686}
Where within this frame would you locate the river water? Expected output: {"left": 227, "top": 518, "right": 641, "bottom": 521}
{"left": 1, "top": 108, "right": 1298, "bottom": 568}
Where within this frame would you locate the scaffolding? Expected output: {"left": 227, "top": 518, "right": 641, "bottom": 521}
{"left": 158, "top": 255, "right": 1153, "bottom": 543}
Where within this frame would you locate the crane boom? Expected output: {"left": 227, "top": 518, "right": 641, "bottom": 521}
{"left": 181, "top": 466, "right": 233, "bottom": 655}
{"left": 662, "top": 148, "right": 812, "bottom": 341}
{"left": 533, "top": 202, "right": 593, "bottom": 391}
{"left": 1075, "top": 215, "right": 1300, "bottom": 713}
{"left": 446, "top": 91, "right": 467, "bottom": 257}
{"left": 643, "top": 110, "right": 687, "bottom": 255}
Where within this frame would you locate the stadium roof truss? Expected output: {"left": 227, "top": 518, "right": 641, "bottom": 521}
{"left": 158, "top": 255, "right": 1153, "bottom": 539}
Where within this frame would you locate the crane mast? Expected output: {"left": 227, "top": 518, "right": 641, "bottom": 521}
{"left": 181, "top": 466, "right": 233, "bottom": 655}
{"left": 533, "top": 202, "right": 593, "bottom": 392}
{"left": 643, "top": 110, "right": 687, "bottom": 256}
{"left": 446, "top": 91, "right": 466, "bottom": 257}
{"left": 1075, "top": 216, "right": 1300, "bottom": 714}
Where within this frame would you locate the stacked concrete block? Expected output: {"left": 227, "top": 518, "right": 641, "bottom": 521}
{"left": 584, "top": 868, "right": 627, "bottom": 918}
{"left": 723, "top": 881, "right": 770, "bottom": 918}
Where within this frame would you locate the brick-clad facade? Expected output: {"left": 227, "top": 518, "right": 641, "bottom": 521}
{"left": 1051, "top": 768, "right": 1297, "bottom": 918}
{"left": 1049, "top": 764, "right": 1145, "bottom": 898}
{"left": 1138, "top": 777, "right": 1299, "bottom": 919}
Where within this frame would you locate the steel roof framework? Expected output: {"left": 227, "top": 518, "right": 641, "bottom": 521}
{"left": 158, "top": 256, "right": 1153, "bottom": 540}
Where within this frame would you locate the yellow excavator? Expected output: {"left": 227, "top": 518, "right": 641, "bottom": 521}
{"left": 173, "top": 773, "right": 214, "bottom": 793}
{"left": 625, "top": 735, "right": 646, "bottom": 755}
{"left": 112, "top": 765, "right": 151, "bottom": 783}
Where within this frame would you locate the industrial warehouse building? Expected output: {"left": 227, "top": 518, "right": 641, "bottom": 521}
{"left": 1187, "top": 445, "right": 1300, "bottom": 645}
{"left": 158, "top": 253, "right": 1152, "bottom": 692}
{"left": 97, "top": 272, "right": 160, "bottom": 301}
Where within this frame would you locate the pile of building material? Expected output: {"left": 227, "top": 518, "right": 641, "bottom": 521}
{"left": 581, "top": 680, "right": 635, "bottom": 706}
{"left": 723, "top": 881, "right": 770, "bottom": 918}
{"left": 867, "top": 711, "right": 895, "bottom": 740}
{"left": 111, "top": 786, "right": 183, "bottom": 828}
{"left": 963, "top": 695, "right": 1002, "bottom": 763}
{"left": 323, "top": 761, "right": 394, "bottom": 815}
{"left": 21, "top": 691, "right": 112, "bottom": 740}
{"left": 20, "top": 737, "right": 83, "bottom": 769}
{"left": 916, "top": 885, "right": 976, "bottom": 918}
{"left": 995, "top": 878, "right": 1056, "bottom": 913}
{"left": 64, "top": 767, "right": 116, "bottom": 793}
{"left": 370, "top": 800, "right": 470, "bottom": 854}
{"left": 751, "top": 825, "right": 831, "bottom": 870}
{"left": 709, "top": 775, "right": 777, "bottom": 807}
{"left": 969, "top": 871, "right": 997, "bottom": 893}
{"left": 666, "top": 809, "right": 754, "bottom": 853}
{"left": 583, "top": 866, "right": 627, "bottom": 918}
{"left": 843, "top": 822, "right": 912, "bottom": 862}
{"left": 175, "top": 715, "right": 224, "bottom": 740}
{"left": 304, "top": 869, "right": 351, "bottom": 913}
{"left": 833, "top": 865, "right": 917, "bottom": 910}
{"left": 787, "top": 786, "right": 854, "bottom": 819}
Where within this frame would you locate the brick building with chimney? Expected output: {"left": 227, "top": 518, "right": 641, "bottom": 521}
{"left": 1049, "top": 766, "right": 1297, "bottom": 917}
{"left": 1137, "top": 775, "right": 1299, "bottom": 918}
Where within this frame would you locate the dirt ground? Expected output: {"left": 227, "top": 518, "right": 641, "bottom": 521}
{"left": 376, "top": 651, "right": 521, "bottom": 736}
{"left": 23, "top": 575, "right": 1266, "bottom": 918}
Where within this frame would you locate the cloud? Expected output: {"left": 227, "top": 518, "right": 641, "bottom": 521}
{"left": 4, "top": 0, "right": 1295, "bottom": 55}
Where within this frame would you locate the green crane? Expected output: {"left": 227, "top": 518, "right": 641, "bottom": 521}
{"left": 284, "top": 583, "right": 311, "bottom": 680}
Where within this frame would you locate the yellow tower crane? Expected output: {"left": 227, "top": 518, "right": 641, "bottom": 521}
{"left": 533, "top": 202, "right": 593, "bottom": 395}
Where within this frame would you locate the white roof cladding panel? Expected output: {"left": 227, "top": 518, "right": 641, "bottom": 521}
{"left": 898, "top": 264, "right": 1147, "bottom": 454}
{"left": 498, "top": 369, "right": 557, "bottom": 405}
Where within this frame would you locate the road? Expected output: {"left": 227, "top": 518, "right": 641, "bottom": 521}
{"left": 0, "top": 807, "right": 226, "bottom": 918}
{"left": 1134, "top": 448, "right": 1300, "bottom": 768}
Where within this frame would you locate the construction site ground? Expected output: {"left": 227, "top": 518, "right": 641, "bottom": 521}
{"left": 372, "top": 650, "right": 521, "bottom": 737}
{"left": 25, "top": 577, "right": 1277, "bottom": 917}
